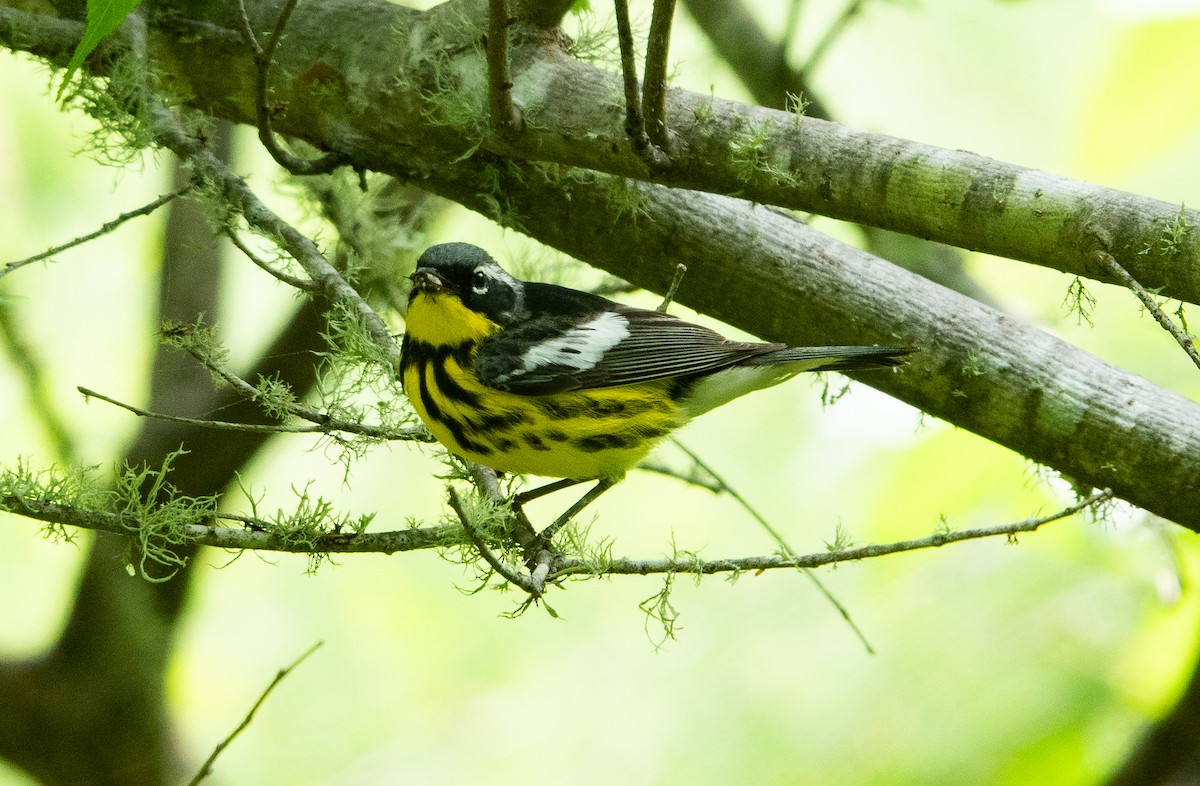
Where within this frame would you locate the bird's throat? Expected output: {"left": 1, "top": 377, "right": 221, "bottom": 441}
{"left": 405, "top": 291, "right": 500, "bottom": 346}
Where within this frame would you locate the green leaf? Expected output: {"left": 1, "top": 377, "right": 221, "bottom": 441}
{"left": 57, "top": 0, "right": 144, "bottom": 99}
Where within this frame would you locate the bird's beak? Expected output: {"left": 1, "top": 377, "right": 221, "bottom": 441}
{"left": 410, "top": 267, "right": 448, "bottom": 295}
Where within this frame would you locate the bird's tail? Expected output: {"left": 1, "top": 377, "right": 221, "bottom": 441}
{"left": 744, "top": 345, "right": 912, "bottom": 373}
{"left": 677, "top": 344, "right": 910, "bottom": 420}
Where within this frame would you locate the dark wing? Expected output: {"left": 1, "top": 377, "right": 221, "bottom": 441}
{"left": 476, "top": 295, "right": 783, "bottom": 395}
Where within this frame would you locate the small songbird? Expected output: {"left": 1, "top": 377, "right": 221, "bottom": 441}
{"left": 400, "top": 243, "right": 909, "bottom": 536}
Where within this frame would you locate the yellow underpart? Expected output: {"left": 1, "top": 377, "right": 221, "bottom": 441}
{"left": 405, "top": 291, "right": 498, "bottom": 345}
{"left": 402, "top": 292, "right": 681, "bottom": 480}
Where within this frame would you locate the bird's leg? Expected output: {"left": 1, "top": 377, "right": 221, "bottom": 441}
{"left": 510, "top": 478, "right": 587, "bottom": 556}
{"left": 510, "top": 477, "right": 618, "bottom": 575}
{"left": 514, "top": 477, "right": 587, "bottom": 506}
{"left": 535, "top": 477, "right": 617, "bottom": 548}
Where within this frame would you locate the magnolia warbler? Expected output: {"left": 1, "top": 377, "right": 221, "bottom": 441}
{"left": 401, "top": 243, "right": 909, "bottom": 537}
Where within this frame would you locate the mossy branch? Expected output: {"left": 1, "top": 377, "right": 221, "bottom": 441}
{"left": 1, "top": 488, "right": 465, "bottom": 556}
{"left": 0, "top": 463, "right": 1114, "bottom": 576}
{"left": 77, "top": 385, "right": 430, "bottom": 442}
{"left": 4, "top": 1, "right": 1194, "bottom": 304}
{"left": 143, "top": 98, "right": 400, "bottom": 370}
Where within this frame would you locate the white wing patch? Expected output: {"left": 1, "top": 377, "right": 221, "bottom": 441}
{"left": 519, "top": 312, "right": 630, "bottom": 374}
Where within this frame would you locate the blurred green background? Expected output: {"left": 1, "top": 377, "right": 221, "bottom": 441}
{"left": 3, "top": 0, "right": 1200, "bottom": 783}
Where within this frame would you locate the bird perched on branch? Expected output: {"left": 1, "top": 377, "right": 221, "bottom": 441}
{"left": 401, "top": 242, "right": 909, "bottom": 540}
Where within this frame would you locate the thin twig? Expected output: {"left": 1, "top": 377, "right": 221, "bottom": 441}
{"left": 79, "top": 386, "right": 321, "bottom": 434}
{"left": 656, "top": 263, "right": 687, "bottom": 312}
{"left": 1097, "top": 251, "right": 1200, "bottom": 371}
{"left": 554, "top": 489, "right": 1116, "bottom": 577}
{"left": 235, "top": 0, "right": 347, "bottom": 174}
{"left": 78, "top": 385, "right": 427, "bottom": 442}
{"left": 798, "top": 0, "right": 867, "bottom": 79}
{"left": 486, "top": 0, "right": 521, "bottom": 136}
{"left": 448, "top": 485, "right": 540, "bottom": 595}
{"left": 636, "top": 457, "right": 723, "bottom": 493}
{"left": 464, "top": 464, "right": 563, "bottom": 590}
{"left": 166, "top": 351, "right": 430, "bottom": 441}
{"left": 225, "top": 230, "right": 318, "bottom": 291}
{"left": 1, "top": 184, "right": 192, "bottom": 280}
{"left": 186, "top": 642, "right": 323, "bottom": 786}
{"left": 641, "top": 0, "right": 675, "bottom": 153}
{"left": 466, "top": 462, "right": 541, "bottom": 551}
{"left": 670, "top": 439, "right": 875, "bottom": 654}
{"left": 613, "top": 0, "right": 663, "bottom": 166}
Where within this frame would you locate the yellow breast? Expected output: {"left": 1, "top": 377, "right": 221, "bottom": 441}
{"left": 401, "top": 293, "right": 681, "bottom": 480}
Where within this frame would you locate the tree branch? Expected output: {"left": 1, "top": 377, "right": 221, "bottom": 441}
{"left": 225, "top": 229, "right": 319, "bottom": 291}
{"left": 448, "top": 485, "right": 543, "bottom": 596}
{"left": 159, "top": 341, "right": 430, "bottom": 441}
{"left": 1096, "top": 250, "right": 1200, "bottom": 371}
{"left": 0, "top": 487, "right": 1113, "bottom": 571}
{"left": 143, "top": 99, "right": 399, "bottom": 370}
{"left": 613, "top": 0, "right": 650, "bottom": 159}
{"left": 552, "top": 490, "right": 1114, "bottom": 578}
{"left": 186, "top": 642, "right": 323, "bottom": 786}
{"left": 1, "top": 493, "right": 467, "bottom": 554}
{"left": 680, "top": 0, "right": 994, "bottom": 305}
{"left": 1, "top": 183, "right": 192, "bottom": 280}
{"left": 641, "top": 0, "right": 675, "bottom": 152}
{"left": 77, "top": 385, "right": 430, "bottom": 442}
{"left": 485, "top": 0, "right": 521, "bottom": 136}
{"left": 235, "top": 0, "right": 348, "bottom": 174}
{"left": 669, "top": 438, "right": 875, "bottom": 654}
{"left": 413, "top": 155, "right": 1200, "bottom": 531}
{"left": 2, "top": 1, "right": 1196, "bottom": 303}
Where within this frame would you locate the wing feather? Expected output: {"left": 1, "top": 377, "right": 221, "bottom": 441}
{"left": 473, "top": 281, "right": 908, "bottom": 396}
{"left": 476, "top": 300, "right": 782, "bottom": 395}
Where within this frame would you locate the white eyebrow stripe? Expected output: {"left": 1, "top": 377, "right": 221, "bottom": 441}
{"left": 518, "top": 312, "right": 630, "bottom": 373}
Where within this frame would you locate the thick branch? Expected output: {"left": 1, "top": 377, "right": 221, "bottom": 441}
{"left": 1, "top": 1, "right": 1194, "bottom": 303}
{"left": 681, "top": 0, "right": 994, "bottom": 306}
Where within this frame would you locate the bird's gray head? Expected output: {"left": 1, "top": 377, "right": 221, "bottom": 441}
{"left": 411, "top": 243, "right": 525, "bottom": 325}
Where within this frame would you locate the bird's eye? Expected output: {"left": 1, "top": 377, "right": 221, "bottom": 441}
{"left": 471, "top": 269, "right": 489, "bottom": 295}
